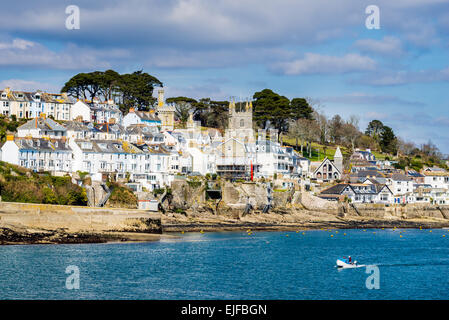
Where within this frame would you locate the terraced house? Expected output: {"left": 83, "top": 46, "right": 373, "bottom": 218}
{"left": 69, "top": 139, "right": 171, "bottom": 190}
{"left": 1, "top": 135, "right": 72, "bottom": 174}
{"left": 0, "top": 87, "right": 73, "bottom": 120}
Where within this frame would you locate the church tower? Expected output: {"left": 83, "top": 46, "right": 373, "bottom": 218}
{"left": 334, "top": 146, "right": 343, "bottom": 174}
{"left": 225, "top": 99, "right": 255, "bottom": 143}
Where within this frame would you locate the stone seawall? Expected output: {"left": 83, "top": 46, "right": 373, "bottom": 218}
{"left": 341, "top": 203, "right": 449, "bottom": 220}
{"left": 0, "top": 202, "right": 161, "bottom": 234}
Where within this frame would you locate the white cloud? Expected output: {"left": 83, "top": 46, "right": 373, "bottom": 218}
{"left": 0, "top": 79, "right": 59, "bottom": 92}
{"left": 355, "top": 36, "right": 404, "bottom": 58}
{"left": 273, "top": 53, "right": 376, "bottom": 75}
{"left": 0, "top": 38, "right": 128, "bottom": 70}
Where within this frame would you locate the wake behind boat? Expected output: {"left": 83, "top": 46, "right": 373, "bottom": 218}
{"left": 336, "top": 257, "right": 365, "bottom": 269}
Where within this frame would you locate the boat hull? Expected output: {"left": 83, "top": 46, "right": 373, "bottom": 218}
{"left": 336, "top": 259, "right": 364, "bottom": 268}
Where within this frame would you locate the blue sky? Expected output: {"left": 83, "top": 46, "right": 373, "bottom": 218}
{"left": 0, "top": 0, "right": 448, "bottom": 153}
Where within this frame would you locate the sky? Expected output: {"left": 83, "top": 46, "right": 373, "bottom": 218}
{"left": 0, "top": 0, "right": 448, "bottom": 153}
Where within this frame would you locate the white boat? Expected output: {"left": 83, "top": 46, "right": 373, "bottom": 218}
{"left": 336, "top": 258, "right": 365, "bottom": 269}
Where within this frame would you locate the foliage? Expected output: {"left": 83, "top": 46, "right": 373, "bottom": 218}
{"left": 290, "top": 98, "right": 314, "bottom": 120}
{"left": 61, "top": 69, "right": 163, "bottom": 113}
{"left": 253, "top": 89, "right": 291, "bottom": 134}
{"left": 0, "top": 116, "right": 27, "bottom": 142}
{"left": 191, "top": 98, "right": 229, "bottom": 130}
{"left": 153, "top": 188, "right": 165, "bottom": 195}
{"left": 0, "top": 162, "right": 87, "bottom": 205}
{"left": 379, "top": 126, "right": 398, "bottom": 154}
{"left": 107, "top": 182, "right": 137, "bottom": 208}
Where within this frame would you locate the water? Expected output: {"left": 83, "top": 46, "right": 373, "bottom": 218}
{"left": 1, "top": 228, "right": 449, "bottom": 299}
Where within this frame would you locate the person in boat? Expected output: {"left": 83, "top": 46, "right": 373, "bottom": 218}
{"left": 348, "top": 256, "right": 352, "bottom": 264}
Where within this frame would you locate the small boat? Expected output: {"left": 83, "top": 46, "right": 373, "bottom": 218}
{"left": 336, "top": 257, "right": 365, "bottom": 269}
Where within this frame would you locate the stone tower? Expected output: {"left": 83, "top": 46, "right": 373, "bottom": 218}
{"left": 334, "top": 146, "right": 343, "bottom": 174}
{"left": 225, "top": 99, "right": 255, "bottom": 143}
{"left": 155, "top": 89, "right": 175, "bottom": 131}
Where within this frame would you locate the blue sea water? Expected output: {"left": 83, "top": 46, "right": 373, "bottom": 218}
{"left": 1, "top": 228, "right": 449, "bottom": 299}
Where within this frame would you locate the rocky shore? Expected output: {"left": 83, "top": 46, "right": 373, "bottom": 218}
{"left": 161, "top": 208, "right": 449, "bottom": 233}
{"left": 0, "top": 226, "right": 168, "bottom": 245}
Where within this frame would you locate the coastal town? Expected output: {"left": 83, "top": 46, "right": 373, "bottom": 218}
{"left": 0, "top": 85, "right": 448, "bottom": 212}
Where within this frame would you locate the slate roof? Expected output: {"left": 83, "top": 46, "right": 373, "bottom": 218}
{"left": 391, "top": 173, "right": 413, "bottom": 181}
{"left": 15, "top": 137, "right": 71, "bottom": 152}
{"left": 321, "top": 183, "right": 392, "bottom": 195}
{"left": 75, "top": 139, "right": 142, "bottom": 154}
{"left": 18, "top": 118, "right": 67, "bottom": 132}
{"left": 320, "top": 183, "right": 349, "bottom": 195}
{"left": 133, "top": 110, "right": 161, "bottom": 122}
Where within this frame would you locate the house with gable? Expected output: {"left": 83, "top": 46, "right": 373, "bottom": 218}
{"left": 312, "top": 147, "right": 343, "bottom": 182}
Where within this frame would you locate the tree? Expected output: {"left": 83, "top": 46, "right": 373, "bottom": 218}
{"left": 288, "top": 118, "right": 319, "bottom": 156}
{"left": 365, "top": 120, "right": 384, "bottom": 141}
{"left": 167, "top": 97, "right": 197, "bottom": 128}
{"left": 341, "top": 122, "right": 360, "bottom": 151}
{"left": 117, "top": 70, "right": 163, "bottom": 112}
{"left": 397, "top": 137, "right": 416, "bottom": 156}
{"left": 61, "top": 72, "right": 103, "bottom": 101}
{"left": 98, "top": 69, "right": 121, "bottom": 101}
{"left": 379, "top": 126, "right": 397, "bottom": 154}
{"left": 290, "top": 98, "right": 314, "bottom": 120}
{"left": 190, "top": 98, "right": 229, "bottom": 130}
{"left": 314, "top": 111, "right": 328, "bottom": 145}
{"left": 357, "top": 134, "right": 379, "bottom": 150}
{"left": 62, "top": 70, "right": 163, "bottom": 113}
{"left": 328, "top": 115, "right": 344, "bottom": 144}
{"left": 253, "top": 89, "right": 291, "bottom": 133}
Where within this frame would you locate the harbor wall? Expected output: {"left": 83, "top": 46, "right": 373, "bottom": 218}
{"left": 0, "top": 202, "right": 161, "bottom": 233}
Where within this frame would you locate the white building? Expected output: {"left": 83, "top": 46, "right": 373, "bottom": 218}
{"left": 122, "top": 108, "right": 161, "bottom": 128}
{"left": 1, "top": 135, "right": 72, "bottom": 173}
{"left": 423, "top": 170, "right": 449, "bottom": 190}
{"left": 70, "top": 101, "right": 92, "bottom": 122}
{"left": 17, "top": 116, "right": 67, "bottom": 139}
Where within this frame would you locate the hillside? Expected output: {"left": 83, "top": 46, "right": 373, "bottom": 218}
{"left": 0, "top": 161, "right": 87, "bottom": 205}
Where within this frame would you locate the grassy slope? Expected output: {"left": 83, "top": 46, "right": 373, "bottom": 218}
{"left": 0, "top": 161, "right": 87, "bottom": 205}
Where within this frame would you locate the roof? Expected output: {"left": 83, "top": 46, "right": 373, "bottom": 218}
{"left": 313, "top": 157, "right": 341, "bottom": 175}
{"left": 352, "top": 170, "right": 385, "bottom": 178}
{"left": 63, "top": 121, "right": 90, "bottom": 132}
{"left": 320, "top": 183, "right": 349, "bottom": 195}
{"left": 14, "top": 137, "right": 71, "bottom": 152}
{"left": 96, "top": 123, "right": 125, "bottom": 134}
{"left": 131, "top": 110, "right": 161, "bottom": 122}
{"left": 320, "top": 183, "right": 392, "bottom": 196}
{"left": 18, "top": 117, "right": 67, "bottom": 132}
{"left": 391, "top": 173, "right": 413, "bottom": 181}
{"left": 75, "top": 139, "right": 142, "bottom": 154}
{"left": 407, "top": 170, "right": 424, "bottom": 178}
